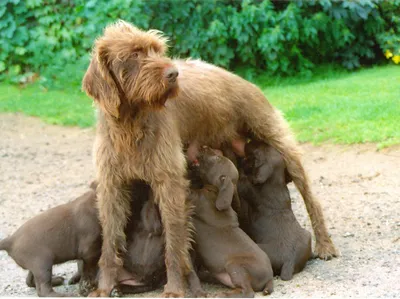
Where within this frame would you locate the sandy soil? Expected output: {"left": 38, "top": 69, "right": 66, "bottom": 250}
{"left": 0, "top": 113, "right": 399, "bottom": 298}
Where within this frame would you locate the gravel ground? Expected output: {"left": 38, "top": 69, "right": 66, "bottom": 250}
{"left": 0, "top": 113, "right": 399, "bottom": 297}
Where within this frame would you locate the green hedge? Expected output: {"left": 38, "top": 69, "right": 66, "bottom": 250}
{"left": 1, "top": 0, "right": 399, "bottom": 86}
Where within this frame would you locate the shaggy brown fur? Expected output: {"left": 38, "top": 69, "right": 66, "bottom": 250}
{"left": 189, "top": 185, "right": 274, "bottom": 297}
{"left": 82, "top": 20, "right": 337, "bottom": 297}
{"left": 238, "top": 140, "right": 312, "bottom": 280}
{"left": 0, "top": 187, "right": 101, "bottom": 297}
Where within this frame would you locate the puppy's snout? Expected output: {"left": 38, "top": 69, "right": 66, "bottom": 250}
{"left": 164, "top": 67, "right": 179, "bottom": 83}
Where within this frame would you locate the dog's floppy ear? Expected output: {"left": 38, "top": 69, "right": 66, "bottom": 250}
{"left": 284, "top": 168, "right": 293, "bottom": 184}
{"left": 215, "top": 175, "right": 234, "bottom": 211}
{"left": 82, "top": 48, "right": 121, "bottom": 119}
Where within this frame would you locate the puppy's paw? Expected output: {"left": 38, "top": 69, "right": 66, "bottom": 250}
{"left": 51, "top": 276, "right": 65, "bottom": 286}
{"left": 314, "top": 241, "right": 339, "bottom": 260}
{"left": 68, "top": 272, "right": 81, "bottom": 285}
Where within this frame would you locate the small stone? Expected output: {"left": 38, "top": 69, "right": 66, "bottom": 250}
{"left": 343, "top": 232, "right": 355, "bottom": 238}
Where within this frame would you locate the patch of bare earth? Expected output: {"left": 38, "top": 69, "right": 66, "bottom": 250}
{"left": 0, "top": 113, "right": 399, "bottom": 297}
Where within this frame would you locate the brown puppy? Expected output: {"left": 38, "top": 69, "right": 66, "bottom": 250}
{"left": 119, "top": 189, "right": 166, "bottom": 294}
{"left": 0, "top": 188, "right": 101, "bottom": 297}
{"left": 189, "top": 185, "right": 274, "bottom": 297}
{"left": 70, "top": 181, "right": 168, "bottom": 296}
{"left": 70, "top": 187, "right": 167, "bottom": 296}
{"left": 82, "top": 20, "right": 336, "bottom": 297}
{"left": 238, "top": 140, "right": 312, "bottom": 280}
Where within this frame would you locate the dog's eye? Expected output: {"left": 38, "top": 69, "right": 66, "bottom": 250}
{"left": 132, "top": 52, "right": 139, "bottom": 58}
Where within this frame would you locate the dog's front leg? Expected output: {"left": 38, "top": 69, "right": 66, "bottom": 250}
{"left": 90, "top": 180, "right": 132, "bottom": 297}
{"left": 152, "top": 177, "right": 192, "bottom": 298}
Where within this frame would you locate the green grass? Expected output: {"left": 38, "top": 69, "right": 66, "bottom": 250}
{"left": 0, "top": 83, "right": 94, "bottom": 127}
{"left": 0, "top": 64, "right": 399, "bottom": 147}
{"left": 257, "top": 64, "right": 400, "bottom": 148}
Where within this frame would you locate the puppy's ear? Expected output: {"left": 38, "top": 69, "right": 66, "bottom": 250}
{"left": 82, "top": 49, "right": 121, "bottom": 118}
{"left": 215, "top": 175, "right": 234, "bottom": 211}
{"left": 284, "top": 168, "right": 293, "bottom": 184}
{"left": 89, "top": 180, "right": 98, "bottom": 190}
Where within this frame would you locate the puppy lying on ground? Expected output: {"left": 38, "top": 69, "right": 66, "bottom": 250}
{"left": 238, "top": 140, "right": 312, "bottom": 280}
{"left": 189, "top": 185, "right": 274, "bottom": 297}
{"left": 0, "top": 181, "right": 166, "bottom": 297}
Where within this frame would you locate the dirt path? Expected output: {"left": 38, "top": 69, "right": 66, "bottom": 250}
{"left": 0, "top": 113, "right": 399, "bottom": 297}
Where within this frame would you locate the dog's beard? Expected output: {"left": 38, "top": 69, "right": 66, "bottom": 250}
{"left": 152, "top": 84, "right": 179, "bottom": 108}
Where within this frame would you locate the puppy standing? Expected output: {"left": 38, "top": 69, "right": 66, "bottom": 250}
{"left": 82, "top": 20, "right": 336, "bottom": 297}
{"left": 0, "top": 187, "right": 101, "bottom": 297}
{"left": 238, "top": 141, "right": 312, "bottom": 280}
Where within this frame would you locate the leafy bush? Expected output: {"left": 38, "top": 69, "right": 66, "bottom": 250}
{"left": 0, "top": 0, "right": 398, "bottom": 87}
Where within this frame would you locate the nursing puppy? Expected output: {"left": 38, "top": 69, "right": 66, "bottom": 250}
{"left": 195, "top": 146, "right": 241, "bottom": 212}
{"left": 238, "top": 141, "right": 312, "bottom": 280}
{"left": 70, "top": 185, "right": 167, "bottom": 296}
{"left": 189, "top": 185, "right": 274, "bottom": 297}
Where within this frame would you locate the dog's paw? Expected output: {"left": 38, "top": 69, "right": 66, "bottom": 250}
{"left": 162, "top": 291, "right": 185, "bottom": 298}
{"left": 88, "top": 289, "right": 109, "bottom": 297}
{"left": 314, "top": 241, "right": 339, "bottom": 260}
{"left": 193, "top": 289, "right": 208, "bottom": 298}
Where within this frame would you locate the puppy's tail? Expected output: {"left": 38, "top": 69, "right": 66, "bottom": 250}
{"left": 263, "top": 279, "right": 274, "bottom": 295}
{"left": 0, "top": 236, "right": 12, "bottom": 252}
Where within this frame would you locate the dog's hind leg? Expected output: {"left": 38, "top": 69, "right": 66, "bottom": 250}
{"left": 280, "top": 260, "right": 295, "bottom": 281}
{"left": 68, "top": 261, "right": 83, "bottom": 285}
{"left": 31, "top": 262, "right": 71, "bottom": 297}
{"left": 26, "top": 270, "right": 64, "bottom": 288}
{"left": 79, "top": 259, "right": 99, "bottom": 296}
{"left": 243, "top": 104, "right": 338, "bottom": 259}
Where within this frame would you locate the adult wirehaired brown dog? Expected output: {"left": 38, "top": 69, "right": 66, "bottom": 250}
{"left": 82, "top": 20, "right": 337, "bottom": 297}
{"left": 238, "top": 140, "right": 312, "bottom": 280}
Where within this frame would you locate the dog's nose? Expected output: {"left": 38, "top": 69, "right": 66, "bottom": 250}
{"left": 164, "top": 67, "right": 179, "bottom": 82}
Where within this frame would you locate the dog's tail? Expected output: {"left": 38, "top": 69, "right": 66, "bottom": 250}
{"left": 0, "top": 236, "right": 12, "bottom": 252}
{"left": 263, "top": 279, "right": 274, "bottom": 295}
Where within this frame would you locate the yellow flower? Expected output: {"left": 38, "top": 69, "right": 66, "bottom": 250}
{"left": 385, "top": 50, "right": 393, "bottom": 59}
{"left": 392, "top": 55, "right": 400, "bottom": 64}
